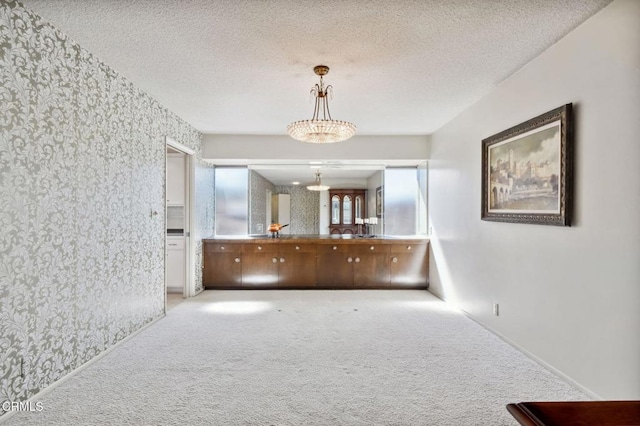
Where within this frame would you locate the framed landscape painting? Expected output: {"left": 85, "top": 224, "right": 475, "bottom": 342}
{"left": 481, "top": 104, "right": 573, "bottom": 226}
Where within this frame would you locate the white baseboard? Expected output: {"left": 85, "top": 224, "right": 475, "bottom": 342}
{"left": 426, "top": 289, "right": 602, "bottom": 401}
{"left": 0, "top": 314, "right": 165, "bottom": 423}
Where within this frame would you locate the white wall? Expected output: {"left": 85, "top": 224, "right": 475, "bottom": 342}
{"left": 203, "top": 134, "right": 429, "bottom": 161}
{"left": 428, "top": 0, "right": 640, "bottom": 399}
{"left": 321, "top": 178, "right": 369, "bottom": 189}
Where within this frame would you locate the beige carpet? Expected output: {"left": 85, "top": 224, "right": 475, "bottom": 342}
{"left": 4, "top": 290, "right": 588, "bottom": 425}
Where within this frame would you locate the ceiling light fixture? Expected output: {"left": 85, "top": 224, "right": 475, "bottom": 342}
{"left": 306, "top": 171, "right": 330, "bottom": 191}
{"left": 287, "top": 65, "right": 356, "bottom": 144}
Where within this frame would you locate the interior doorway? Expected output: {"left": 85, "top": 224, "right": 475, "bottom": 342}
{"left": 165, "top": 137, "right": 195, "bottom": 311}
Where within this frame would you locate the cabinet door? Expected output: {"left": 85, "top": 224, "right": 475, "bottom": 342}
{"left": 241, "top": 253, "right": 279, "bottom": 288}
{"left": 203, "top": 243, "right": 242, "bottom": 288}
{"left": 353, "top": 254, "right": 390, "bottom": 288}
{"left": 278, "top": 244, "right": 317, "bottom": 288}
{"left": 389, "top": 244, "right": 428, "bottom": 289}
{"left": 355, "top": 195, "right": 363, "bottom": 220}
{"left": 166, "top": 155, "right": 185, "bottom": 205}
{"left": 241, "top": 243, "right": 279, "bottom": 288}
{"left": 316, "top": 244, "right": 353, "bottom": 288}
{"left": 342, "top": 195, "right": 352, "bottom": 225}
{"left": 165, "top": 242, "right": 184, "bottom": 292}
{"left": 203, "top": 252, "right": 242, "bottom": 288}
{"left": 353, "top": 244, "right": 390, "bottom": 288}
{"left": 331, "top": 195, "right": 341, "bottom": 225}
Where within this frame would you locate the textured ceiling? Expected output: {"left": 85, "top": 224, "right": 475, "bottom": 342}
{"left": 22, "top": 0, "right": 611, "bottom": 135}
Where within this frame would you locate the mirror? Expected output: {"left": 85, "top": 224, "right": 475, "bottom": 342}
{"left": 244, "top": 163, "right": 402, "bottom": 235}
{"left": 247, "top": 164, "right": 385, "bottom": 235}
{"left": 383, "top": 167, "right": 428, "bottom": 235}
{"left": 215, "top": 167, "right": 248, "bottom": 235}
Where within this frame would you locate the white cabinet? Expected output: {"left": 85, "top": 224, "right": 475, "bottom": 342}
{"left": 166, "top": 154, "right": 185, "bottom": 206}
{"left": 166, "top": 237, "right": 185, "bottom": 293}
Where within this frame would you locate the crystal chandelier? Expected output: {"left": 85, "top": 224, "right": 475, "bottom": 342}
{"left": 306, "top": 171, "right": 330, "bottom": 191}
{"left": 287, "top": 65, "right": 356, "bottom": 144}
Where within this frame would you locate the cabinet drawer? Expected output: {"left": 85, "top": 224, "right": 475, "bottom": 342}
{"left": 353, "top": 244, "right": 390, "bottom": 255}
{"left": 166, "top": 238, "right": 185, "bottom": 250}
{"left": 279, "top": 243, "right": 316, "bottom": 254}
{"left": 317, "top": 243, "right": 349, "bottom": 254}
{"left": 242, "top": 243, "right": 279, "bottom": 253}
{"left": 390, "top": 243, "right": 426, "bottom": 254}
{"left": 205, "top": 243, "right": 242, "bottom": 253}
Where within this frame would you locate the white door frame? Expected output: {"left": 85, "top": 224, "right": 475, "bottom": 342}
{"left": 165, "top": 137, "right": 196, "bottom": 306}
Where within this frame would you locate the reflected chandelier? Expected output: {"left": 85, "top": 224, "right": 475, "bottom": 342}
{"left": 306, "top": 171, "right": 330, "bottom": 191}
{"left": 287, "top": 65, "right": 356, "bottom": 144}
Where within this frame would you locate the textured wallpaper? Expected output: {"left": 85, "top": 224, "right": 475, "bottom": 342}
{"left": 249, "top": 170, "right": 275, "bottom": 234}
{"left": 274, "top": 185, "right": 320, "bottom": 234}
{"left": 0, "top": 0, "right": 210, "bottom": 413}
{"left": 194, "top": 163, "right": 215, "bottom": 285}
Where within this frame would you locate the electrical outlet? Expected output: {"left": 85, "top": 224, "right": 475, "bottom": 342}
{"left": 493, "top": 302, "right": 499, "bottom": 316}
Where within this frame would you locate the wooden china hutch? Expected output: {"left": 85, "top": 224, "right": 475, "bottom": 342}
{"left": 329, "top": 189, "right": 366, "bottom": 235}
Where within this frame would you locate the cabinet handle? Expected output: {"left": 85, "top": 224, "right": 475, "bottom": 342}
{"left": 280, "top": 258, "right": 285, "bottom": 263}
{"left": 392, "top": 257, "right": 398, "bottom": 263}
{"left": 370, "top": 246, "right": 375, "bottom": 250}
{"left": 295, "top": 246, "right": 300, "bottom": 250}
{"left": 347, "top": 257, "right": 353, "bottom": 263}
{"left": 355, "top": 257, "right": 360, "bottom": 263}
{"left": 333, "top": 246, "right": 337, "bottom": 250}
{"left": 168, "top": 243, "right": 178, "bottom": 246}
{"left": 258, "top": 246, "right": 262, "bottom": 250}
{"left": 234, "top": 257, "right": 240, "bottom": 263}
{"left": 407, "top": 246, "right": 412, "bottom": 250}
{"left": 272, "top": 258, "right": 278, "bottom": 263}
{"left": 221, "top": 246, "right": 225, "bottom": 250}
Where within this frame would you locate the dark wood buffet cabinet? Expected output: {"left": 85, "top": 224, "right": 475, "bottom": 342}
{"left": 203, "top": 236, "right": 429, "bottom": 290}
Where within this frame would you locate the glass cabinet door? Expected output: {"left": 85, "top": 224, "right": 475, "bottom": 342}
{"left": 343, "top": 195, "right": 352, "bottom": 225}
{"left": 355, "top": 196, "right": 362, "bottom": 220}
{"left": 331, "top": 195, "right": 340, "bottom": 224}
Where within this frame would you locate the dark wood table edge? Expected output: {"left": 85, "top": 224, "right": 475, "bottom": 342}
{"left": 507, "top": 401, "right": 640, "bottom": 426}
{"left": 507, "top": 403, "right": 544, "bottom": 426}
